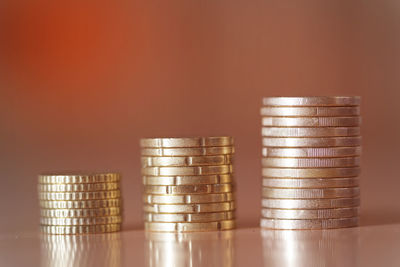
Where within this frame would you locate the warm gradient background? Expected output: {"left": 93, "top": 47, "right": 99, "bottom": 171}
{"left": 1, "top": 0, "right": 399, "bottom": 234}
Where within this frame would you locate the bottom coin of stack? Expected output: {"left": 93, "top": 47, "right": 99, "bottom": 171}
{"left": 38, "top": 173, "right": 122, "bottom": 234}
{"left": 140, "top": 137, "right": 236, "bottom": 232}
{"left": 260, "top": 96, "right": 361, "bottom": 229}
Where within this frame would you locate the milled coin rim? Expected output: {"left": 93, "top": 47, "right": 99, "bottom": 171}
{"left": 262, "top": 96, "right": 361, "bottom": 107}
{"left": 262, "top": 147, "right": 362, "bottom": 158}
{"left": 261, "top": 177, "right": 360, "bottom": 188}
{"left": 261, "top": 207, "right": 359, "bottom": 219}
{"left": 261, "top": 198, "right": 360, "bottom": 209}
{"left": 140, "top": 137, "right": 234, "bottom": 148}
{"left": 144, "top": 219, "right": 236, "bottom": 232}
{"left": 260, "top": 217, "right": 359, "bottom": 229}
{"left": 260, "top": 106, "right": 361, "bottom": 117}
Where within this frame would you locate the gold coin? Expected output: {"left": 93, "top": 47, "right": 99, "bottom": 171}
{"left": 144, "top": 184, "right": 233, "bottom": 195}
{"left": 262, "top": 157, "right": 360, "bottom": 168}
{"left": 39, "top": 199, "right": 121, "bottom": 209}
{"left": 261, "top": 198, "right": 360, "bottom": 209}
{"left": 262, "top": 96, "right": 361, "bottom": 107}
{"left": 40, "top": 207, "right": 121, "bottom": 218}
{"left": 260, "top": 106, "right": 360, "bottom": 117}
{"left": 38, "top": 182, "right": 120, "bottom": 192}
{"left": 261, "top": 117, "right": 361, "bottom": 127}
{"left": 143, "top": 201, "right": 235, "bottom": 213}
{"left": 38, "top": 173, "right": 120, "bottom": 184}
{"left": 261, "top": 127, "right": 361, "bottom": 137}
{"left": 141, "top": 146, "right": 235, "bottom": 156}
{"left": 262, "top": 167, "right": 360, "bottom": 178}
{"left": 38, "top": 190, "right": 120, "bottom": 201}
{"left": 143, "top": 192, "right": 235, "bottom": 204}
{"left": 40, "top": 216, "right": 122, "bottom": 226}
{"left": 142, "top": 165, "right": 233, "bottom": 176}
{"left": 262, "top": 187, "right": 360, "bottom": 199}
{"left": 260, "top": 217, "right": 359, "bottom": 229}
{"left": 144, "top": 220, "right": 235, "bottom": 232}
{"left": 262, "top": 136, "right": 361, "bottom": 147}
{"left": 141, "top": 155, "right": 233, "bottom": 167}
{"left": 262, "top": 177, "right": 360, "bottom": 188}
{"left": 142, "top": 174, "right": 234, "bottom": 186}
{"left": 261, "top": 207, "right": 359, "bottom": 219}
{"left": 140, "top": 137, "right": 234, "bottom": 148}
{"left": 144, "top": 211, "right": 235, "bottom": 223}
{"left": 40, "top": 224, "right": 121, "bottom": 235}
{"left": 262, "top": 147, "right": 362, "bottom": 158}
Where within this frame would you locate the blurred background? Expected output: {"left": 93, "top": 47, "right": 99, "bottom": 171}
{"left": 0, "top": 0, "right": 399, "bottom": 234}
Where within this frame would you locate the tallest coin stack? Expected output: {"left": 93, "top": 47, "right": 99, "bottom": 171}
{"left": 260, "top": 97, "right": 362, "bottom": 229}
{"left": 140, "top": 137, "right": 236, "bottom": 232}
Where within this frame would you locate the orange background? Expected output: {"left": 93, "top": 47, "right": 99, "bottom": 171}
{"left": 1, "top": 0, "right": 399, "bottom": 233}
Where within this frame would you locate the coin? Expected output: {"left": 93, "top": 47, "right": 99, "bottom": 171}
{"left": 143, "top": 201, "right": 235, "bottom": 213}
{"left": 40, "top": 224, "right": 121, "bottom": 234}
{"left": 260, "top": 106, "right": 360, "bottom": 117}
{"left": 143, "top": 192, "right": 235, "bottom": 204}
{"left": 262, "top": 157, "right": 360, "bottom": 168}
{"left": 262, "top": 167, "right": 360, "bottom": 178}
{"left": 262, "top": 177, "right": 360, "bottom": 188}
{"left": 39, "top": 199, "right": 121, "bottom": 209}
{"left": 38, "top": 173, "right": 120, "bottom": 184}
{"left": 141, "top": 155, "right": 233, "bottom": 167}
{"left": 262, "top": 147, "right": 362, "bottom": 158}
{"left": 142, "top": 165, "right": 233, "bottom": 176}
{"left": 260, "top": 217, "right": 358, "bottom": 229}
{"left": 262, "top": 187, "right": 360, "bottom": 199}
{"left": 38, "top": 182, "right": 120, "bottom": 192}
{"left": 144, "top": 220, "right": 235, "bottom": 232}
{"left": 141, "top": 146, "right": 235, "bottom": 157}
{"left": 38, "top": 190, "right": 120, "bottom": 201}
{"left": 40, "top": 216, "right": 122, "bottom": 226}
{"left": 261, "top": 198, "right": 360, "bottom": 209}
{"left": 142, "top": 174, "right": 234, "bottom": 186}
{"left": 40, "top": 207, "right": 121, "bottom": 218}
{"left": 261, "top": 127, "right": 361, "bottom": 137}
{"left": 144, "top": 184, "right": 233, "bottom": 195}
{"left": 262, "top": 136, "right": 361, "bottom": 147}
{"left": 261, "top": 207, "right": 359, "bottom": 219}
{"left": 144, "top": 211, "right": 235, "bottom": 223}
{"left": 262, "top": 96, "right": 361, "bottom": 107}
{"left": 261, "top": 117, "right": 361, "bottom": 127}
{"left": 140, "top": 137, "right": 234, "bottom": 148}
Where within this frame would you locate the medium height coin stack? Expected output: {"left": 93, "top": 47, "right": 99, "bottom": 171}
{"left": 260, "top": 97, "right": 361, "bottom": 229}
{"left": 140, "top": 137, "right": 236, "bottom": 232}
{"left": 38, "top": 173, "right": 122, "bottom": 234}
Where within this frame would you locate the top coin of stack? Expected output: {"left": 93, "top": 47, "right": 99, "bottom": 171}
{"left": 260, "top": 96, "right": 361, "bottom": 230}
{"left": 38, "top": 173, "right": 122, "bottom": 234}
{"left": 140, "top": 137, "right": 236, "bottom": 232}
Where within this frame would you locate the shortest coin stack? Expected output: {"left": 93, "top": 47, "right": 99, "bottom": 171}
{"left": 140, "top": 137, "right": 236, "bottom": 232}
{"left": 260, "top": 96, "right": 361, "bottom": 229}
{"left": 38, "top": 173, "right": 122, "bottom": 234}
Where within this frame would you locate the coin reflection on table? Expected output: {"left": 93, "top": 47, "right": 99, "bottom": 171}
{"left": 145, "top": 230, "right": 234, "bottom": 267}
{"left": 40, "top": 233, "right": 121, "bottom": 267}
{"left": 261, "top": 228, "right": 360, "bottom": 267}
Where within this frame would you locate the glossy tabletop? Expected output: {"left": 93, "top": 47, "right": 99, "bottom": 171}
{"left": 1, "top": 224, "right": 400, "bottom": 267}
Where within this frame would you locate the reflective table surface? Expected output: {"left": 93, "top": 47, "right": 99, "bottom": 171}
{"left": 1, "top": 224, "right": 400, "bottom": 267}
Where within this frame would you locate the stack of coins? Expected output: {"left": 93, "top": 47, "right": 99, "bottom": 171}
{"left": 260, "top": 97, "right": 361, "bottom": 229}
{"left": 140, "top": 137, "right": 236, "bottom": 232}
{"left": 38, "top": 173, "right": 122, "bottom": 234}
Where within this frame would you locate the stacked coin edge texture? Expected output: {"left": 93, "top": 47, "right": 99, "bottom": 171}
{"left": 38, "top": 173, "right": 122, "bottom": 234}
{"left": 260, "top": 96, "right": 361, "bottom": 229}
{"left": 140, "top": 137, "right": 236, "bottom": 232}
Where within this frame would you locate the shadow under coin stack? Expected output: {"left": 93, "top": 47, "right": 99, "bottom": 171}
{"left": 260, "top": 97, "right": 362, "bottom": 229}
{"left": 38, "top": 173, "right": 122, "bottom": 234}
{"left": 140, "top": 137, "right": 236, "bottom": 232}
